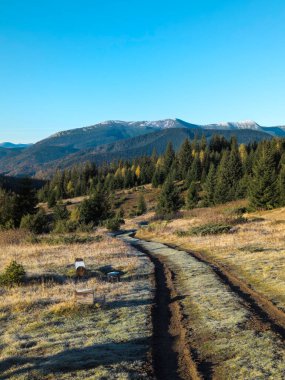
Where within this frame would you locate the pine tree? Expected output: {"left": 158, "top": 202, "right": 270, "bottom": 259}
{"left": 214, "top": 139, "right": 243, "bottom": 204}
{"left": 214, "top": 150, "right": 231, "bottom": 204}
{"left": 249, "top": 142, "right": 279, "bottom": 210}
{"left": 163, "top": 142, "right": 175, "bottom": 172}
{"left": 156, "top": 177, "right": 183, "bottom": 217}
{"left": 79, "top": 187, "right": 112, "bottom": 225}
{"left": 137, "top": 194, "right": 147, "bottom": 215}
{"left": 178, "top": 138, "right": 193, "bottom": 179}
{"left": 47, "top": 191, "right": 57, "bottom": 208}
{"left": 187, "top": 156, "right": 202, "bottom": 184}
{"left": 202, "top": 164, "right": 216, "bottom": 206}
{"left": 152, "top": 166, "right": 165, "bottom": 188}
{"left": 279, "top": 154, "right": 285, "bottom": 206}
{"left": 186, "top": 182, "right": 199, "bottom": 209}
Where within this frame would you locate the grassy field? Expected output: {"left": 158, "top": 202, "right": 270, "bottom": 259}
{"left": 135, "top": 218, "right": 285, "bottom": 379}
{"left": 0, "top": 230, "right": 154, "bottom": 380}
{"left": 136, "top": 201, "right": 285, "bottom": 313}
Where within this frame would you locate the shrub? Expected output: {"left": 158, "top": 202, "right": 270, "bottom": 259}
{"left": 20, "top": 209, "right": 50, "bottom": 234}
{"left": 0, "top": 260, "right": 26, "bottom": 286}
{"left": 189, "top": 223, "right": 232, "bottom": 236}
{"left": 53, "top": 203, "right": 69, "bottom": 221}
{"left": 136, "top": 194, "right": 147, "bottom": 215}
{"left": 53, "top": 219, "right": 78, "bottom": 233}
{"left": 79, "top": 189, "right": 112, "bottom": 225}
{"left": 105, "top": 218, "right": 124, "bottom": 232}
{"left": 42, "top": 234, "right": 102, "bottom": 245}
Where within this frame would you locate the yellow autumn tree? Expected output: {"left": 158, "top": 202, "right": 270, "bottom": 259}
{"left": 239, "top": 144, "right": 248, "bottom": 163}
{"left": 199, "top": 150, "right": 205, "bottom": 163}
{"left": 115, "top": 168, "right": 121, "bottom": 177}
{"left": 135, "top": 165, "right": 141, "bottom": 178}
{"left": 156, "top": 157, "right": 163, "bottom": 167}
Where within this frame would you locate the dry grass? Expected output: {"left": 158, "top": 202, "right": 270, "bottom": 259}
{"left": 0, "top": 231, "right": 154, "bottom": 379}
{"left": 137, "top": 201, "right": 285, "bottom": 313}
{"left": 135, "top": 230, "right": 285, "bottom": 379}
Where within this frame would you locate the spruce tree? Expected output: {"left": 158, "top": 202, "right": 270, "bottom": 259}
{"left": 178, "top": 138, "right": 193, "bottom": 179}
{"left": 79, "top": 187, "right": 112, "bottom": 225}
{"left": 187, "top": 156, "right": 202, "bottom": 184}
{"left": 152, "top": 166, "right": 165, "bottom": 188}
{"left": 156, "top": 177, "right": 183, "bottom": 217}
{"left": 249, "top": 142, "right": 279, "bottom": 210}
{"left": 137, "top": 194, "right": 147, "bottom": 215}
{"left": 214, "top": 150, "right": 231, "bottom": 204}
{"left": 163, "top": 142, "right": 175, "bottom": 172}
{"left": 279, "top": 154, "right": 285, "bottom": 206}
{"left": 202, "top": 163, "right": 216, "bottom": 206}
{"left": 186, "top": 182, "right": 199, "bottom": 209}
{"left": 214, "top": 139, "right": 243, "bottom": 204}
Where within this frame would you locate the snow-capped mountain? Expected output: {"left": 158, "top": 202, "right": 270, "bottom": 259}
{"left": 204, "top": 120, "right": 261, "bottom": 131}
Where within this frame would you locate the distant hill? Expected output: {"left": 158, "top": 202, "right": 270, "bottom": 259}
{"left": 0, "top": 142, "right": 32, "bottom": 149}
{"left": 0, "top": 147, "right": 26, "bottom": 160}
{"left": 0, "top": 118, "right": 280, "bottom": 177}
{"left": 204, "top": 120, "right": 285, "bottom": 137}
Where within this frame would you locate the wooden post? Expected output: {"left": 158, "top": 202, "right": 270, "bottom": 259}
{"left": 75, "top": 289, "right": 94, "bottom": 305}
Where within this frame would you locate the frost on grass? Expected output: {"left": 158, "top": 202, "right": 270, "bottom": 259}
{"left": 135, "top": 239, "right": 285, "bottom": 379}
{"left": 0, "top": 233, "right": 154, "bottom": 380}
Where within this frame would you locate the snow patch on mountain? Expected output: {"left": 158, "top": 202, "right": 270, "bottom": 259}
{"left": 205, "top": 120, "right": 261, "bottom": 130}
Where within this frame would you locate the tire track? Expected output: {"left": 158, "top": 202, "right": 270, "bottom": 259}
{"left": 164, "top": 242, "right": 285, "bottom": 340}
{"left": 118, "top": 232, "right": 202, "bottom": 380}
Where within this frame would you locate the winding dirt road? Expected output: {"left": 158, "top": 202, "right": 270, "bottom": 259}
{"left": 119, "top": 231, "right": 285, "bottom": 380}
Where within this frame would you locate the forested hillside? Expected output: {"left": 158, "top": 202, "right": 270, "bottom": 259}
{"left": 0, "top": 126, "right": 271, "bottom": 177}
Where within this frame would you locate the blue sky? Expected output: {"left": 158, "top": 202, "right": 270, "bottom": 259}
{"left": 0, "top": 0, "right": 285, "bottom": 143}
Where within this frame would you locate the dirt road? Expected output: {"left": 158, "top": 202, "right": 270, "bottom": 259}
{"left": 119, "top": 232, "right": 285, "bottom": 380}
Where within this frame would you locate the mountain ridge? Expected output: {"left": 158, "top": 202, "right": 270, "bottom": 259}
{"left": 0, "top": 118, "right": 283, "bottom": 177}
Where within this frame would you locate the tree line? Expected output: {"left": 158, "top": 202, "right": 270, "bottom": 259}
{"left": 1, "top": 134, "right": 285, "bottom": 232}
{"left": 39, "top": 134, "right": 285, "bottom": 212}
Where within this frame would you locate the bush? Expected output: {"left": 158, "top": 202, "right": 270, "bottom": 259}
{"left": 20, "top": 209, "right": 50, "bottom": 234}
{"left": 43, "top": 234, "right": 100, "bottom": 245}
{"left": 105, "top": 218, "right": 124, "bottom": 232}
{"left": 0, "top": 260, "right": 26, "bottom": 286}
{"left": 189, "top": 223, "right": 232, "bottom": 236}
{"left": 136, "top": 194, "right": 147, "bottom": 215}
{"left": 53, "top": 219, "right": 78, "bottom": 233}
{"left": 53, "top": 203, "right": 69, "bottom": 221}
{"left": 79, "top": 189, "right": 112, "bottom": 225}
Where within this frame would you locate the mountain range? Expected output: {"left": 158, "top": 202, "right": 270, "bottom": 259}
{"left": 0, "top": 142, "right": 32, "bottom": 149}
{"left": 0, "top": 118, "right": 284, "bottom": 178}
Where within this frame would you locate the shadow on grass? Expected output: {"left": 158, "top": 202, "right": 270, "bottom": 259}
{"left": 0, "top": 338, "right": 150, "bottom": 379}
{"left": 107, "top": 298, "right": 153, "bottom": 309}
{"left": 25, "top": 274, "right": 67, "bottom": 285}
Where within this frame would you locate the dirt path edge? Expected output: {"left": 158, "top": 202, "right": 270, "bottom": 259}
{"left": 135, "top": 241, "right": 202, "bottom": 380}
{"left": 162, "top": 241, "right": 285, "bottom": 339}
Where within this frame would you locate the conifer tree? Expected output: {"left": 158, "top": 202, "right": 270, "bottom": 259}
{"left": 152, "top": 166, "right": 165, "bottom": 188}
{"left": 214, "top": 150, "right": 231, "bottom": 204}
{"left": 202, "top": 163, "right": 216, "bottom": 206}
{"left": 279, "top": 153, "right": 285, "bottom": 206}
{"left": 186, "top": 182, "right": 199, "bottom": 209}
{"left": 187, "top": 155, "right": 202, "bottom": 184}
{"left": 249, "top": 142, "right": 279, "bottom": 210}
{"left": 137, "top": 194, "right": 147, "bottom": 215}
{"left": 214, "top": 139, "right": 243, "bottom": 204}
{"left": 156, "top": 177, "right": 183, "bottom": 217}
{"left": 79, "top": 186, "right": 112, "bottom": 225}
{"left": 163, "top": 142, "right": 175, "bottom": 172}
{"left": 178, "top": 138, "right": 193, "bottom": 179}
{"left": 279, "top": 164, "right": 285, "bottom": 206}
